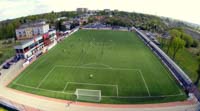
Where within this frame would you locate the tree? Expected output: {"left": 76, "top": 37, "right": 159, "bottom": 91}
{"left": 194, "top": 57, "right": 200, "bottom": 86}
{"left": 181, "top": 33, "right": 193, "bottom": 48}
{"left": 171, "top": 37, "right": 185, "bottom": 60}
{"left": 103, "top": 16, "right": 133, "bottom": 27}
{"left": 55, "top": 20, "right": 62, "bottom": 31}
{"left": 167, "top": 29, "right": 181, "bottom": 54}
{"left": 158, "top": 36, "right": 166, "bottom": 48}
{"left": 88, "top": 17, "right": 98, "bottom": 23}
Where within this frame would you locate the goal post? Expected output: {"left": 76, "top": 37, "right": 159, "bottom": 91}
{"left": 75, "top": 89, "right": 101, "bottom": 102}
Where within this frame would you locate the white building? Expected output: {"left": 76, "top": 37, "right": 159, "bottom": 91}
{"left": 16, "top": 21, "right": 49, "bottom": 40}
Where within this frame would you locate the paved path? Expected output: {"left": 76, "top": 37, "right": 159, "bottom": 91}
{"left": 0, "top": 60, "right": 199, "bottom": 111}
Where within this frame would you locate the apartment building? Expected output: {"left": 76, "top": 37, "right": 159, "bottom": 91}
{"left": 16, "top": 21, "right": 49, "bottom": 40}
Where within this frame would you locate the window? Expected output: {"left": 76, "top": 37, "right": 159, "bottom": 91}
{"left": 39, "top": 39, "right": 43, "bottom": 43}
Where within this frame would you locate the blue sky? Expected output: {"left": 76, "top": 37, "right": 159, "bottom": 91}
{"left": 0, "top": 0, "right": 200, "bottom": 25}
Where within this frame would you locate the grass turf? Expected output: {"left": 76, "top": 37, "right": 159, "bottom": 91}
{"left": 0, "top": 41, "right": 15, "bottom": 64}
{"left": 9, "top": 30, "right": 186, "bottom": 104}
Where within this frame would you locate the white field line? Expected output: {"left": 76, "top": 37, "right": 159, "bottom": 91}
{"left": 14, "top": 58, "right": 47, "bottom": 83}
{"left": 62, "top": 82, "right": 69, "bottom": 92}
{"left": 138, "top": 70, "right": 151, "bottom": 96}
{"left": 14, "top": 64, "right": 182, "bottom": 99}
{"left": 63, "top": 82, "right": 118, "bottom": 96}
{"left": 55, "top": 65, "right": 140, "bottom": 71}
{"left": 57, "top": 65, "right": 147, "bottom": 97}
{"left": 67, "top": 82, "right": 117, "bottom": 87}
{"left": 13, "top": 83, "right": 184, "bottom": 98}
{"left": 116, "top": 85, "right": 119, "bottom": 97}
{"left": 162, "top": 66, "right": 184, "bottom": 95}
{"left": 81, "top": 63, "right": 113, "bottom": 69}
{"left": 37, "top": 66, "right": 56, "bottom": 88}
{"left": 102, "top": 93, "right": 184, "bottom": 98}
{"left": 14, "top": 83, "right": 74, "bottom": 95}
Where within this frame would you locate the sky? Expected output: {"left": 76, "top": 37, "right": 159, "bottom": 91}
{"left": 0, "top": 0, "right": 200, "bottom": 25}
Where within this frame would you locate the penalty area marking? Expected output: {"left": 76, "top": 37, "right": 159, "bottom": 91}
{"left": 81, "top": 63, "right": 113, "bottom": 69}
{"left": 37, "top": 66, "right": 56, "bottom": 88}
{"left": 17, "top": 64, "right": 151, "bottom": 97}
{"left": 50, "top": 65, "right": 150, "bottom": 96}
{"left": 62, "top": 82, "right": 119, "bottom": 96}
{"left": 138, "top": 70, "right": 151, "bottom": 96}
{"left": 55, "top": 65, "right": 141, "bottom": 71}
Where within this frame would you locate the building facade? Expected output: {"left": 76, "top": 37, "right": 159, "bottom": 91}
{"left": 16, "top": 21, "right": 49, "bottom": 40}
{"left": 14, "top": 30, "right": 57, "bottom": 59}
{"left": 104, "top": 9, "right": 111, "bottom": 13}
{"left": 77, "top": 8, "right": 88, "bottom": 13}
{"left": 62, "top": 21, "right": 73, "bottom": 30}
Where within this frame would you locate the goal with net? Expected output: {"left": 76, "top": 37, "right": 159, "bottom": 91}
{"left": 75, "top": 89, "right": 101, "bottom": 102}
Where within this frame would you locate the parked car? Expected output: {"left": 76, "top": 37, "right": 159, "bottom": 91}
{"left": 2, "top": 63, "right": 11, "bottom": 69}
{"left": 11, "top": 56, "right": 20, "bottom": 63}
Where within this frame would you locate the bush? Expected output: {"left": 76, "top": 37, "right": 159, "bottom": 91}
{"left": 191, "top": 39, "right": 199, "bottom": 48}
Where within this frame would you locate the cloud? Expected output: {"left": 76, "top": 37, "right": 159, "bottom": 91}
{"left": 0, "top": 0, "right": 200, "bottom": 25}
{"left": 0, "top": 0, "right": 50, "bottom": 20}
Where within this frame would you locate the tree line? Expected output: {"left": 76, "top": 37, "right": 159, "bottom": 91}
{"left": 94, "top": 11, "right": 168, "bottom": 33}
{"left": 164, "top": 28, "right": 198, "bottom": 60}
{"left": 0, "top": 11, "right": 77, "bottom": 40}
{"left": 159, "top": 28, "right": 200, "bottom": 87}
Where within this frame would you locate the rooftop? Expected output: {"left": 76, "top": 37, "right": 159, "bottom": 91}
{"left": 17, "top": 20, "right": 48, "bottom": 29}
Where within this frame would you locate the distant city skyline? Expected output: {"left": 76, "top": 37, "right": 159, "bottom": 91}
{"left": 0, "top": 0, "right": 200, "bottom": 25}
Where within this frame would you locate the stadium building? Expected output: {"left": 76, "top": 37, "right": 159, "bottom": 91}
{"left": 14, "top": 30, "right": 57, "bottom": 59}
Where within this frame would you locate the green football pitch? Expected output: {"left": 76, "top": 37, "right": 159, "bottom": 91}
{"left": 9, "top": 30, "right": 186, "bottom": 104}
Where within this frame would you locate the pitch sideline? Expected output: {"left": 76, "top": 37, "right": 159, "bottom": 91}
{"left": 12, "top": 82, "right": 184, "bottom": 98}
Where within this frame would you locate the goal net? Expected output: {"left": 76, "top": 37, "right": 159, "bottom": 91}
{"left": 75, "top": 89, "right": 101, "bottom": 102}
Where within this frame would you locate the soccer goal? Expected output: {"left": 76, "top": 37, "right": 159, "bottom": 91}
{"left": 75, "top": 89, "right": 101, "bottom": 102}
